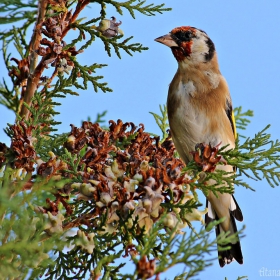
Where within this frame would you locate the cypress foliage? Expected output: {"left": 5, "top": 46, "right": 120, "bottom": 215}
{"left": 0, "top": 1, "right": 279, "bottom": 279}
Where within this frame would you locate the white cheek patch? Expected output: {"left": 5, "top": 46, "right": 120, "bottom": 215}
{"left": 190, "top": 35, "right": 210, "bottom": 63}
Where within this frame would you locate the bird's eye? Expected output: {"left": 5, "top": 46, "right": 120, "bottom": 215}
{"left": 174, "top": 30, "right": 193, "bottom": 42}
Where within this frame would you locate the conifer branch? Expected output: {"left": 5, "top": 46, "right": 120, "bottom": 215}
{"left": 19, "top": 0, "right": 48, "bottom": 119}
{"left": 95, "top": 0, "right": 171, "bottom": 18}
{"left": 222, "top": 125, "right": 280, "bottom": 188}
{"left": 1, "top": 1, "right": 278, "bottom": 279}
{"left": 150, "top": 104, "right": 169, "bottom": 141}
{"left": 234, "top": 106, "right": 254, "bottom": 131}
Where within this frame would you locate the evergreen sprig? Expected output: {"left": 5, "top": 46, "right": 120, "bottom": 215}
{"left": 93, "top": 110, "right": 107, "bottom": 124}
{"left": 95, "top": 0, "right": 171, "bottom": 19}
{"left": 234, "top": 106, "right": 254, "bottom": 131}
{"left": 71, "top": 20, "right": 148, "bottom": 58}
{"left": 0, "top": 168, "right": 63, "bottom": 279}
{"left": 149, "top": 104, "right": 169, "bottom": 141}
{"left": 127, "top": 219, "right": 245, "bottom": 280}
{"left": 223, "top": 125, "right": 280, "bottom": 188}
{"left": 0, "top": 79, "right": 19, "bottom": 112}
{"left": 71, "top": 60, "right": 112, "bottom": 92}
{"left": 0, "top": 41, "right": 21, "bottom": 113}
{"left": 0, "top": 0, "right": 37, "bottom": 26}
{"left": 0, "top": 1, "right": 279, "bottom": 280}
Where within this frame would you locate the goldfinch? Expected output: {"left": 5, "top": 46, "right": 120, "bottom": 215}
{"left": 155, "top": 26, "right": 243, "bottom": 267}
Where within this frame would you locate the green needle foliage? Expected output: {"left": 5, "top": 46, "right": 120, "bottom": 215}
{"left": 0, "top": 168, "right": 66, "bottom": 279}
{"left": 149, "top": 104, "right": 169, "bottom": 141}
{"left": 234, "top": 107, "right": 254, "bottom": 132}
{"left": 0, "top": 1, "right": 279, "bottom": 280}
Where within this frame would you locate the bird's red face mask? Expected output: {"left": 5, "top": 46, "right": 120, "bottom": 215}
{"left": 155, "top": 26, "right": 197, "bottom": 61}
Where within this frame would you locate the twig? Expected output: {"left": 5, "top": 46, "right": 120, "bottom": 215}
{"left": 19, "top": 0, "right": 48, "bottom": 120}
{"left": 61, "top": 0, "right": 90, "bottom": 38}
{"left": 63, "top": 213, "right": 95, "bottom": 230}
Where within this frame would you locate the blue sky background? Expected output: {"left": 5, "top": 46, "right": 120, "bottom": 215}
{"left": 1, "top": 1, "right": 280, "bottom": 279}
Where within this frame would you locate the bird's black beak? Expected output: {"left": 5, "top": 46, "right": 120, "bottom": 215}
{"left": 155, "top": 33, "right": 178, "bottom": 48}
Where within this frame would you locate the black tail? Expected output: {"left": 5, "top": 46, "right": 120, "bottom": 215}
{"left": 205, "top": 197, "right": 243, "bottom": 267}
{"left": 215, "top": 213, "right": 243, "bottom": 267}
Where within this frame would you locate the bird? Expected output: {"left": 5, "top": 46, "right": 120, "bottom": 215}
{"left": 155, "top": 26, "right": 243, "bottom": 267}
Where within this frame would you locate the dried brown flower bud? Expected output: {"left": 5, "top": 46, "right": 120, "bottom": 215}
{"left": 53, "top": 43, "right": 63, "bottom": 54}
{"left": 0, "top": 142, "right": 7, "bottom": 168}
{"left": 9, "top": 57, "right": 30, "bottom": 86}
{"left": 191, "top": 143, "right": 227, "bottom": 172}
{"left": 136, "top": 256, "right": 156, "bottom": 279}
{"left": 10, "top": 121, "right": 36, "bottom": 172}
{"left": 40, "top": 120, "right": 204, "bottom": 236}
